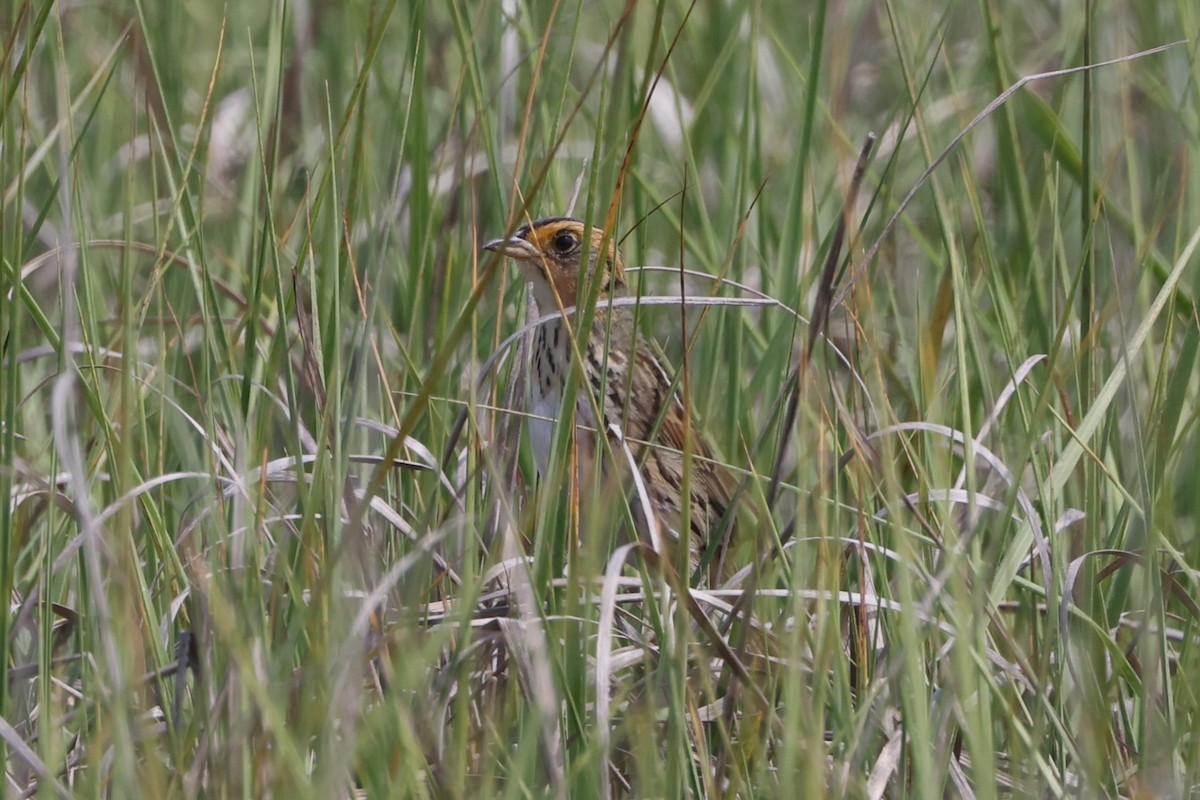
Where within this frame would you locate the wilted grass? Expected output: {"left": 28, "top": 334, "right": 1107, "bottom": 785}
{"left": 2, "top": 0, "right": 1199, "bottom": 797}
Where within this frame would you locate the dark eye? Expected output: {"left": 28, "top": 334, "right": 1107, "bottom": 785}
{"left": 552, "top": 232, "right": 577, "bottom": 254}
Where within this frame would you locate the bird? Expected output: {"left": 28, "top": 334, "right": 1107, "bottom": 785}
{"left": 483, "top": 216, "right": 738, "bottom": 586}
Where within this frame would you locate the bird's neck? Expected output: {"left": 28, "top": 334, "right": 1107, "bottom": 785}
{"left": 531, "top": 297, "right": 634, "bottom": 350}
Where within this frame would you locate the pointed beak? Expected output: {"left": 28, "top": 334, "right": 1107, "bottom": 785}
{"left": 483, "top": 235, "right": 540, "bottom": 261}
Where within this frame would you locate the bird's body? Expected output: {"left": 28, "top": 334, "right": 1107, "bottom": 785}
{"left": 485, "top": 217, "right": 736, "bottom": 585}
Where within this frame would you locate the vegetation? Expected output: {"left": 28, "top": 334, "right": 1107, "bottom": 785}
{"left": 2, "top": 0, "right": 1198, "bottom": 796}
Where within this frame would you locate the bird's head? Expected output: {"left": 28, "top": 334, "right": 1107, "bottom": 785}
{"left": 484, "top": 217, "right": 625, "bottom": 312}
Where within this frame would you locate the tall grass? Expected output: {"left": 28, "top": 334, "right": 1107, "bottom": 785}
{"left": 2, "top": 0, "right": 1198, "bottom": 796}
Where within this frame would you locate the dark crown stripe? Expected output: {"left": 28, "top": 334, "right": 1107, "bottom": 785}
{"left": 515, "top": 216, "right": 578, "bottom": 239}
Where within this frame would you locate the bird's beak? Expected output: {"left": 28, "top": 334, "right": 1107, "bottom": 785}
{"left": 483, "top": 236, "right": 540, "bottom": 261}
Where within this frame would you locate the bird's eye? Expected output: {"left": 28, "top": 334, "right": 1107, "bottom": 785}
{"left": 552, "top": 232, "right": 577, "bottom": 254}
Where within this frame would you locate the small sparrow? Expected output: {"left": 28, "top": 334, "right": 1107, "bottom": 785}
{"left": 484, "top": 217, "right": 736, "bottom": 585}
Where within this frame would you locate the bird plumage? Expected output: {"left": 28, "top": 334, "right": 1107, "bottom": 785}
{"left": 484, "top": 217, "right": 736, "bottom": 585}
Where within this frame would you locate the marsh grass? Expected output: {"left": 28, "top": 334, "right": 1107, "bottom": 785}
{"left": 2, "top": 0, "right": 1199, "bottom": 797}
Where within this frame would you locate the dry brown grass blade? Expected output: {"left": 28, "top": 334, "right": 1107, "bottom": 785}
{"left": 766, "top": 132, "right": 875, "bottom": 510}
